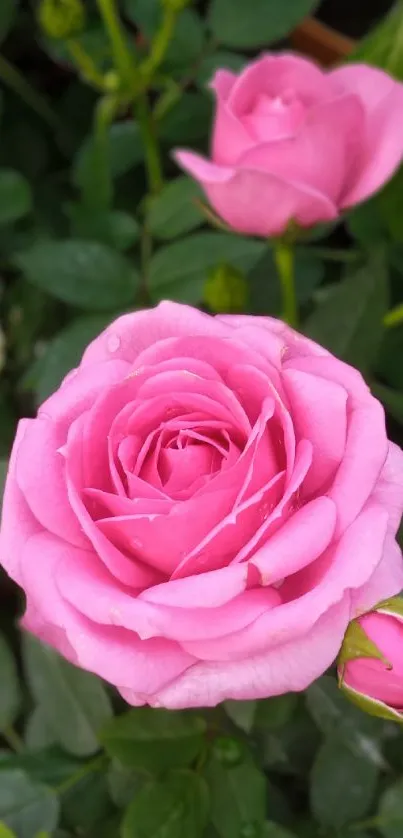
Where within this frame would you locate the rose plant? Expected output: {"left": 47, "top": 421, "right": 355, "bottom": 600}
{"left": 2, "top": 1, "right": 403, "bottom": 835}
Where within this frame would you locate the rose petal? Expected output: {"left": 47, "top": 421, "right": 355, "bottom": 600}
{"left": 80, "top": 302, "right": 233, "bottom": 368}
{"left": 16, "top": 417, "right": 88, "bottom": 548}
{"left": 151, "top": 599, "right": 350, "bottom": 708}
{"left": 283, "top": 368, "right": 348, "bottom": 496}
{"left": 210, "top": 69, "right": 238, "bottom": 100}
{"left": 20, "top": 530, "right": 194, "bottom": 694}
{"left": 0, "top": 420, "right": 42, "bottom": 584}
{"left": 175, "top": 151, "right": 338, "bottom": 237}
{"left": 238, "top": 95, "right": 364, "bottom": 203}
{"left": 228, "top": 54, "right": 331, "bottom": 116}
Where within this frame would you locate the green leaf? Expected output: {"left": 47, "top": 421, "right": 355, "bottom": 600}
{"left": 68, "top": 204, "right": 140, "bottom": 251}
{"left": 378, "top": 166, "right": 403, "bottom": 243}
{"left": 0, "top": 170, "right": 32, "bottom": 226}
{"left": 264, "top": 825, "right": 297, "bottom": 838}
{"left": 0, "top": 748, "right": 81, "bottom": 789}
{"left": 24, "top": 708, "right": 56, "bottom": 751}
{"left": 0, "top": 824, "right": 15, "bottom": 838}
{"left": 61, "top": 771, "right": 114, "bottom": 834}
{"left": 371, "top": 381, "right": 403, "bottom": 425}
{"left": 22, "top": 635, "right": 113, "bottom": 758}
{"left": 14, "top": 240, "right": 139, "bottom": 310}
{"left": 305, "top": 676, "right": 387, "bottom": 769}
{"left": 107, "top": 761, "right": 147, "bottom": 808}
{"left": 203, "top": 753, "right": 266, "bottom": 838}
{"left": 122, "top": 770, "right": 209, "bottom": 838}
{"left": 31, "top": 314, "right": 113, "bottom": 405}
{"left": 377, "top": 324, "right": 403, "bottom": 390}
{"left": 0, "top": 634, "right": 21, "bottom": 730}
{"left": 73, "top": 121, "right": 143, "bottom": 199}
{"left": 0, "top": 770, "right": 59, "bottom": 838}
{"left": 123, "top": 0, "right": 160, "bottom": 36}
{"left": 100, "top": 707, "right": 206, "bottom": 773}
{"left": 159, "top": 93, "right": 213, "bottom": 144}
{"left": 208, "top": 0, "right": 321, "bottom": 47}
{"left": 255, "top": 695, "right": 298, "bottom": 731}
{"left": 347, "top": 198, "right": 388, "bottom": 247}
{"left": 196, "top": 51, "right": 246, "bottom": 87}
{"left": 310, "top": 734, "right": 378, "bottom": 830}
{"left": 163, "top": 10, "right": 205, "bottom": 73}
{"left": 351, "top": 1, "right": 403, "bottom": 80}
{"left": 0, "top": 0, "right": 16, "bottom": 44}
{"left": 304, "top": 253, "right": 388, "bottom": 372}
{"left": 149, "top": 233, "right": 264, "bottom": 303}
{"left": 377, "top": 777, "right": 403, "bottom": 838}
{"left": 148, "top": 177, "right": 204, "bottom": 240}
{"left": 224, "top": 701, "right": 256, "bottom": 734}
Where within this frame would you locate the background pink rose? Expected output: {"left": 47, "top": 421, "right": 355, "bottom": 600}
{"left": 1, "top": 302, "right": 403, "bottom": 708}
{"left": 176, "top": 53, "right": 403, "bottom": 237}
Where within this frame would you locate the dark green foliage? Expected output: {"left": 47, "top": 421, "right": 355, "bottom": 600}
{"left": 1, "top": 2, "right": 403, "bottom": 837}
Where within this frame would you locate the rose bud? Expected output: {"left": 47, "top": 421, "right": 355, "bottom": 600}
{"left": 338, "top": 598, "right": 403, "bottom": 723}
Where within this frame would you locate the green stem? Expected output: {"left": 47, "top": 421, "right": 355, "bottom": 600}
{"left": 274, "top": 241, "right": 298, "bottom": 327}
{"left": 66, "top": 39, "right": 107, "bottom": 90}
{"left": 141, "top": 6, "right": 177, "bottom": 82}
{"left": 95, "top": 94, "right": 119, "bottom": 207}
{"left": 56, "top": 755, "right": 108, "bottom": 796}
{"left": 0, "top": 54, "right": 61, "bottom": 135}
{"left": 96, "top": 0, "right": 135, "bottom": 86}
{"left": 383, "top": 303, "right": 403, "bottom": 328}
{"left": 3, "top": 726, "right": 24, "bottom": 752}
{"left": 80, "top": 94, "right": 119, "bottom": 209}
{"left": 139, "top": 219, "right": 153, "bottom": 305}
{"left": 136, "top": 95, "right": 163, "bottom": 194}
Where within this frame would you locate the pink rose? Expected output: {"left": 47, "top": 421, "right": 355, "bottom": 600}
{"left": 1, "top": 302, "right": 403, "bottom": 708}
{"left": 175, "top": 54, "right": 403, "bottom": 237}
{"left": 339, "top": 603, "right": 403, "bottom": 722}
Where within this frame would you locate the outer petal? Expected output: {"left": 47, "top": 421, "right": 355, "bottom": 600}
{"left": 0, "top": 420, "right": 42, "bottom": 584}
{"left": 151, "top": 598, "right": 350, "bottom": 708}
{"left": 330, "top": 65, "right": 403, "bottom": 206}
{"left": 210, "top": 69, "right": 238, "bottom": 100}
{"left": 352, "top": 535, "right": 403, "bottom": 616}
{"left": 20, "top": 531, "right": 194, "bottom": 695}
{"left": 372, "top": 442, "right": 403, "bottom": 536}
{"left": 175, "top": 151, "right": 338, "bottom": 237}
{"left": 16, "top": 418, "right": 88, "bottom": 548}
{"left": 284, "top": 354, "right": 388, "bottom": 535}
{"left": 330, "top": 63, "right": 401, "bottom": 114}
{"left": 57, "top": 547, "right": 281, "bottom": 643}
{"left": 212, "top": 101, "right": 255, "bottom": 165}
{"left": 80, "top": 302, "right": 233, "bottom": 368}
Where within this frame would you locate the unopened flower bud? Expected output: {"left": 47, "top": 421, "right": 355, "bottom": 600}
{"left": 338, "top": 597, "right": 403, "bottom": 724}
{"left": 38, "top": 0, "right": 85, "bottom": 40}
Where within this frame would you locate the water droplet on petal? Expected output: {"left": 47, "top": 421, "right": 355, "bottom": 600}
{"left": 107, "top": 333, "right": 121, "bottom": 353}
